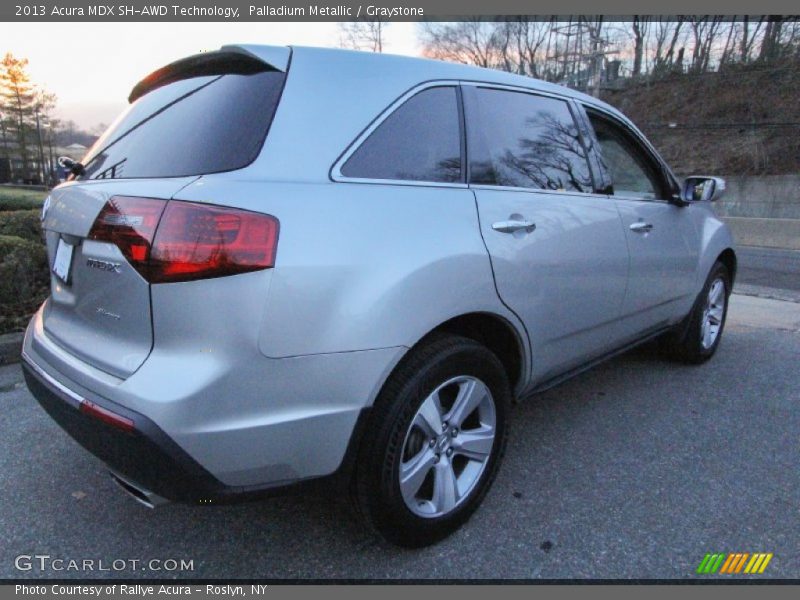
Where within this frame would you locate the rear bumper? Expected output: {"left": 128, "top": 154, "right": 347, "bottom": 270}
{"left": 22, "top": 301, "right": 410, "bottom": 503}
{"left": 23, "top": 351, "right": 379, "bottom": 504}
{"left": 24, "top": 306, "right": 405, "bottom": 490}
{"left": 22, "top": 354, "right": 227, "bottom": 503}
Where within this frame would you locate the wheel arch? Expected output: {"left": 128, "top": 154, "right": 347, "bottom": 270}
{"left": 415, "top": 311, "right": 528, "bottom": 394}
{"left": 717, "top": 247, "right": 737, "bottom": 287}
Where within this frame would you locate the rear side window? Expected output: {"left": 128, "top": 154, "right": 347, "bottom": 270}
{"left": 340, "top": 86, "right": 462, "bottom": 183}
{"left": 468, "top": 88, "right": 593, "bottom": 193}
{"left": 79, "top": 70, "right": 286, "bottom": 180}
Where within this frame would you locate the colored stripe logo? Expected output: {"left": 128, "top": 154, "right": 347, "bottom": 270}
{"left": 697, "top": 553, "right": 773, "bottom": 574}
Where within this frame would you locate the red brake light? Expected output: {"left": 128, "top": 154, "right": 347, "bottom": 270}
{"left": 89, "top": 196, "right": 166, "bottom": 279}
{"left": 149, "top": 201, "right": 279, "bottom": 283}
{"left": 88, "top": 197, "right": 279, "bottom": 283}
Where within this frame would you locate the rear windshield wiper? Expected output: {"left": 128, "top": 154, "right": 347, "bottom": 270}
{"left": 58, "top": 156, "right": 86, "bottom": 177}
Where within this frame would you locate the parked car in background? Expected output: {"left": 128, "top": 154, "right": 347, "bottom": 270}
{"left": 23, "top": 45, "right": 735, "bottom": 547}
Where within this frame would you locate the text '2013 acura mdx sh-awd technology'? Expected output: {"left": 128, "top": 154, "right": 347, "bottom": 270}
{"left": 23, "top": 45, "right": 735, "bottom": 547}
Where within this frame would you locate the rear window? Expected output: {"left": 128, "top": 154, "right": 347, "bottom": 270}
{"left": 78, "top": 70, "right": 286, "bottom": 180}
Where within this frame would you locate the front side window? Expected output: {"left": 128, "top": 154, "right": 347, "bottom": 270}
{"left": 588, "top": 113, "right": 665, "bottom": 200}
{"left": 468, "top": 88, "right": 593, "bottom": 193}
{"left": 340, "top": 86, "right": 462, "bottom": 183}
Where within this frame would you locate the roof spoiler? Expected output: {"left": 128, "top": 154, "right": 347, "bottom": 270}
{"left": 128, "top": 45, "right": 291, "bottom": 103}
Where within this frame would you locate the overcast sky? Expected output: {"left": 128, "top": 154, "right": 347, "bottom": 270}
{"left": 2, "top": 22, "right": 421, "bottom": 130}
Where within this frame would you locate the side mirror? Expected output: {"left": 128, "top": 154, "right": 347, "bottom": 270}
{"left": 682, "top": 176, "right": 726, "bottom": 203}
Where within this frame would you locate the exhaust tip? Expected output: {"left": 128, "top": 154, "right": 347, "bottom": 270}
{"left": 110, "top": 472, "right": 169, "bottom": 509}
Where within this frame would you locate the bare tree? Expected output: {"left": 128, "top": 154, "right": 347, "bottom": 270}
{"left": 499, "top": 18, "right": 553, "bottom": 77}
{"left": 687, "top": 16, "right": 724, "bottom": 73}
{"left": 631, "top": 16, "right": 650, "bottom": 77}
{"left": 758, "top": 16, "right": 792, "bottom": 62}
{"left": 650, "top": 18, "right": 687, "bottom": 74}
{"left": 420, "top": 19, "right": 502, "bottom": 67}
{"left": 338, "top": 19, "right": 388, "bottom": 53}
{"left": 719, "top": 21, "right": 738, "bottom": 65}
{"left": 418, "top": 16, "right": 799, "bottom": 93}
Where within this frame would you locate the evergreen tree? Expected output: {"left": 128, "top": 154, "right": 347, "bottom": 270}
{"left": 0, "top": 53, "right": 38, "bottom": 181}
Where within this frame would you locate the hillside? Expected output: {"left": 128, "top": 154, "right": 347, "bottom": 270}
{"left": 600, "top": 60, "right": 800, "bottom": 177}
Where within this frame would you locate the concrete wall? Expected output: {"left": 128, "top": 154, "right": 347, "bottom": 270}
{"left": 704, "top": 175, "right": 799, "bottom": 249}
{"left": 721, "top": 217, "right": 800, "bottom": 250}
{"left": 714, "top": 175, "right": 800, "bottom": 219}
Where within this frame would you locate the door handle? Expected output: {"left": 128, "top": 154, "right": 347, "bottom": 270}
{"left": 492, "top": 219, "right": 536, "bottom": 234}
{"left": 629, "top": 222, "right": 654, "bottom": 234}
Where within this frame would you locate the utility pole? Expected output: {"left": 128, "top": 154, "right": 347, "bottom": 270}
{"left": 588, "top": 28, "right": 618, "bottom": 98}
{"left": 548, "top": 19, "right": 617, "bottom": 95}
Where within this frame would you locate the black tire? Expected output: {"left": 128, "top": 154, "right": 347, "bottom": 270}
{"left": 661, "top": 261, "right": 731, "bottom": 364}
{"left": 352, "top": 333, "right": 511, "bottom": 547}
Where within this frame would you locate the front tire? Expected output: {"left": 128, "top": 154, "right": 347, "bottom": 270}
{"left": 662, "top": 261, "right": 731, "bottom": 364}
{"left": 353, "top": 334, "right": 510, "bottom": 547}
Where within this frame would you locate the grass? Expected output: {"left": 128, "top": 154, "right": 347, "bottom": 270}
{"left": 0, "top": 186, "right": 47, "bottom": 211}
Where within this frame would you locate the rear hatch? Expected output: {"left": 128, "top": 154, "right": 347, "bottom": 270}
{"left": 40, "top": 47, "right": 288, "bottom": 378}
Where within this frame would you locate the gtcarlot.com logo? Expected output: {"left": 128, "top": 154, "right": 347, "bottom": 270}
{"left": 696, "top": 552, "right": 773, "bottom": 575}
{"left": 14, "top": 554, "right": 194, "bottom": 573}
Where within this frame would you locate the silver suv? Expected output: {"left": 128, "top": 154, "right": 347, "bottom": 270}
{"left": 23, "top": 45, "right": 735, "bottom": 547}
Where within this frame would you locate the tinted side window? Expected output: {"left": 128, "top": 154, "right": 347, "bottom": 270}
{"left": 80, "top": 71, "right": 286, "bottom": 180}
{"left": 341, "top": 87, "right": 462, "bottom": 183}
{"left": 588, "top": 114, "right": 663, "bottom": 200}
{"left": 469, "top": 88, "right": 592, "bottom": 193}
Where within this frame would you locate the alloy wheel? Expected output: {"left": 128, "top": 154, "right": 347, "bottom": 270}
{"left": 398, "top": 375, "right": 496, "bottom": 518}
{"left": 700, "top": 277, "right": 726, "bottom": 349}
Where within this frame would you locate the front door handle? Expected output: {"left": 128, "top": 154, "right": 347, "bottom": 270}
{"left": 629, "top": 222, "right": 654, "bottom": 234}
{"left": 492, "top": 219, "right": 536, "bottom": 234}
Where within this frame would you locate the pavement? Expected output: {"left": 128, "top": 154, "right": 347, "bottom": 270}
{"left": 1, "top": 292, "right": 799, "bottom": 580}
{"left": 735, "top": 245, "right": 800, "bottom": 303}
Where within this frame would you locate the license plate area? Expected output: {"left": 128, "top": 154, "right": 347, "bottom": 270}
{"left": 52, "top": 238, "right": 75, "bottom": 284}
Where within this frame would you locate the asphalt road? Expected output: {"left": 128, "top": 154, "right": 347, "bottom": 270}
{"left": 736, "top": 246, "right": 800, "bottom": 300}
{"left": 1, "top": 294, "right": 799, "bottom": 580}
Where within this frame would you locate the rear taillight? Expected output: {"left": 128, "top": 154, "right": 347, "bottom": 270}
{"left": 89, "top": 196, "right": 279, "bottom": 283}
{"left": 89, "top": 196, "right": 165, "bottom": 277}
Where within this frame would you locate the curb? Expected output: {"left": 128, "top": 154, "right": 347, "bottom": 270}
{"left": 0, "top": 332, "right": 24, "bottom": 366}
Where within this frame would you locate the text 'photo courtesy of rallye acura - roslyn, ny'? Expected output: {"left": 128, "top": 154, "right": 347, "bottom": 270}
{"left": 23, "top": 44, "right": 735, "bottom": 547}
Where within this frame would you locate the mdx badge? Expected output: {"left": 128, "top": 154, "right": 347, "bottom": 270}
{"left": 86, "top": 258, "right": 122, "bottom": 273}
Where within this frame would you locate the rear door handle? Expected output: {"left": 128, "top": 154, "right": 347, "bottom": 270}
{"left": 492, "top": 219, "right": 536, "bottom": 234}
{"left": 629, "top": 222, "right": 654, "bottom": 234}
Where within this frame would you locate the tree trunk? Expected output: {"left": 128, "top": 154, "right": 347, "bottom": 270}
{"left": 632, "top": 17, "right": 647, "bottom": 77}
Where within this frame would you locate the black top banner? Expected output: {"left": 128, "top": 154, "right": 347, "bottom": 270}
{"left": 2, "top": 0, "right": 799, "bottom": 21}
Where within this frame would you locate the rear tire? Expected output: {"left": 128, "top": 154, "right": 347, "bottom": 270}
{"left": 353, "top": 333, "right": 510, "bottom": 547}
{"left": 661, "top": 261, "right": 731, "bottom": 364}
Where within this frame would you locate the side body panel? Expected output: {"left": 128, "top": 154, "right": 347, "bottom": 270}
{"left": 572, "top": 99, "right": 732, "bottom": 329}
{"left": 472, "top": 187, "right": 629, "bottom": 382}
{"left": 692, "top": 203, "right": 737, "bottom": 290}
{"left": 172, "top": 176, "right": 526, "bottom": 362}
{"left": 614, "top": 199, "right": 701, "bottom": 332}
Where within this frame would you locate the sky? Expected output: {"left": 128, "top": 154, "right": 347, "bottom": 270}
{"left": 1, "top": 22, "right": 422, "bottom": 131}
